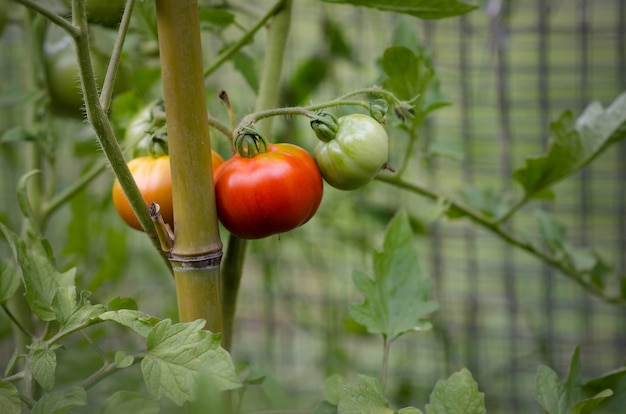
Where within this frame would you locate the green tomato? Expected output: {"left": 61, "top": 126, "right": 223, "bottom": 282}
{"left": 313, "top": 114, "right": 389, "bottom": 190}
{"left": 62, "top": 0, "right": 126, "bottom": 27}
{"left": 45, "top": 36, "right": 130, "bottom": 117}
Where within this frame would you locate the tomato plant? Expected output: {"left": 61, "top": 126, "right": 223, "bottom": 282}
{"left": 45, "top": 35, "right": 129, "bottom": 116}
{"left": 62, "top": 0, "right": 126, "bottom": 27}
{"left": 214, "top": 132, "right": 323, "bottom": 239}
{"left": 312, "top": 113, "right": 389, "bottom": 190}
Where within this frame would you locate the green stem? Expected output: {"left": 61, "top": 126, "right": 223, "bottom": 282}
{"left": 1, "top": 304, "right": 33, "bottom": 338}
{"left": 381, "top": 337, "right": 391, "bottom": 391}
{"left": 70, "top": 0, "right": 172, "bottom": 273}
{"left": 376, "top": 175, "right": 624, "bottom": 305}
{"left": 221, "top": 0, "right": 293, "bottom": 352}
{"left": 100, "top": 0, "right": 136, "bottom": 113}
{"left": 494, "top": 194, "right": 529, "bottom": 225}
{"left": 80, "top": 353, "right": 144, "bottom": 391}
{"left": 203, "top": 0, "right": 287, "bottom": 79}
{"left": 42, "top": 159, "right": 108, "bottom": 221}
{"left": 14, "top": 0, "right": 79, "bottom": 36}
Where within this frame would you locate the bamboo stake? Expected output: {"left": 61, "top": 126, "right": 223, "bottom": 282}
{"left": 155, "top": 0, "right": 223, "bottom": 331}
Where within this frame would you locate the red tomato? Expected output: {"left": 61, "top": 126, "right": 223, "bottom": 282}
{"left": 214, "top": 144, "right": 323, "bottom": 239}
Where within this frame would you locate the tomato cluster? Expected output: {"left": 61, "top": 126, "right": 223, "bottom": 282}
{"left": 112, "top": 111, "right": 389, "bottom": 239}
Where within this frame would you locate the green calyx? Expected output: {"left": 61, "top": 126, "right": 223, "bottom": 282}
{"left": 235, "top": 126, "right": 269, "bottom": 158}
{"left": 310, "top": 112, "right": 339, "bottom": 143}
{"left": 369, "top": 99, "right": 389, "bottom": 123}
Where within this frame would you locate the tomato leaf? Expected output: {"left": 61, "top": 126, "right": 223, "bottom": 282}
{"left": 232, "top": 51, "right": 260, "bottom": 93}
{"left": 514, "top": 91, "right": 626, "bottom": 199}
{"left": 31, "top": 349, "right": 57, "bottom": 391}
{"left": 198, "top": 8, "right": 235, "bottom": 27}
{"left": 535, "top": 347, "right": 614, "bottom": 414}
{"left": 98, "top": 309, "right": 159, "bottom": 338}
{"left": 582, "top": 367, "right": 626, "bottom": 413}
{"left": 31, "top": 386, "right": 86, "bottom": 414}
{"left": 349, "top": 211, "right": 438, "bottom": 342}
{"left": 0, "top": 381, "right": 21, "bottom": 414}
{"left": 0, "top": 223, "right": 75, "bottom": 322}
{"left": 537, "top": 212, "right": 612, "bottom": 289}
{"left": 318, "top": 0, "right": 477, "bottom": 20}
{"left": 0, "top": 259, "right": 20, "bottom": 303}
{"left": 337, "top": 375, "right": 392, "bottom": 414}
{"left": 100, "top": 391, "right": 160, "bottom": 414}
{"left": 141, "top": 319, "right": 240, "bottom": 406}
{"left": 425, "top": 368, "right": 485, "bottom": 414}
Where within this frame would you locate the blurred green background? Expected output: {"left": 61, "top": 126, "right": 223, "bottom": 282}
{"left": 0, "top": 0, "right": 624, "bottom": 412}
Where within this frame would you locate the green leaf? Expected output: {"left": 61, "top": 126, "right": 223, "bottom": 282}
{"left": 381, "top": 46, "right": 434, "bottom": 102}
{"left": 514, "top": 92, "right": 626, "bottom": 198}
{"left": 106, "top": 296, "right": 138, "bottom": 311}
{"left": 232, "top": 51, "right": 260, "bottom": 93}
{"left": 198, "top": 8, "right": 235, "bottom": 27}
{"left": 100, "top": 391, "right": 160, "bottom": 414}
{"left": 337, "top": 375, "right": 393, "bottom": 414}
{"left": 0, "top": 381, "right": 21, "bottom": 414}
{"left": 141, "top": 319, "right": 241, "bottom": 406}
{"left": 51, "top": 285, "right": 77, "bottom": 325}
{"left": 31, "top": 349, "right": 57, "bottom": 391}
{"left": 1, "top": 126, "right": 36, "bottom": 144}
{"left": 349, "top": 211, "right": 438, "bottom": 342}
{"left": 536, "top": 213, "right": 612, "bottom": 289}
{"left": 425, "top": 368, "right": 486, "bottom": 414}
{"left": 535, "top": 347, "right": 614, "bottom": 414}
{"left": 572, "top": 389, "right": 614, "bottom": 414}
{"left": 583, "top": 367, "right": 626, "bottom": 413}
{"left": 31, "top": 387, "right": 86, "bottom": 414}
{"left": 536, "top": 365, "right": 567, "bottom": 414}
{"left": 324, "top": 374, "right": 346, "bottom": 405}
{"left": 398, "top": 408, "right": 423, "bottom": 414}
{"left": 0, "top": 223, "right": 75, "bottom": 321}
{"left": 98, "top": 309, "right": 159, "bottom": 338}
{"left": 114, "top": 351, "right": 135, "bottom": 369}
{"left": 318, "top": 0, "right": 477, "bottom": 20}
{"left": 0, "top": 259, "right": 20, "bottom": 303}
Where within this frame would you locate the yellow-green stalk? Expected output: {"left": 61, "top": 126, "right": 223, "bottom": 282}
{"left": 155, "top": 0, "right": 223, "bottom": 331}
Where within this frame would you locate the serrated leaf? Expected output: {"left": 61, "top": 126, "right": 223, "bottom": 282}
{"left": 537, "top": 213, "right": 612, "bottom": 289}
{"left": 318, "top": 0, "right": 477, "bottom": 20}
{"left": 98, "top": 309, "right": 159, "bottom": 338}
{"left": 51, "top": 285, "right": 77, "bottom": 325}
{"left": 31, "top": 387, "right": 86, "bottom": 414}
{"left": 114, "top": 351, "right": 135, "bottom": 369}
{"left": 31, "top": 349, "right": 57, "bottom": 391}
{"left": 100, "top": 391, "right": 160, "bottom": 414}
{"left": 381, "top": 47, "right": 434, "bottom": 102}
{"left": 0, "top": 223, "right": 75, "bottom": 321}
{"left": 0, "top": 259, "right": 20, "bottom": 303}
{"left": 0, "top": 381, "right": 21, "bottom": 414}
{"left": 349, "top": 211, "right": 438, "bottom": 342}
{"left": 141, "top": 319, "right": 240, "bottom": 406}
{"left": 514, "top": 92, "right": 626, "bottom": 198}
{"left": 425, "top": 369, "right": 486, "bottom": 414}
{"left": 337, "top": 375, "right": 393, "bottom": 414}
